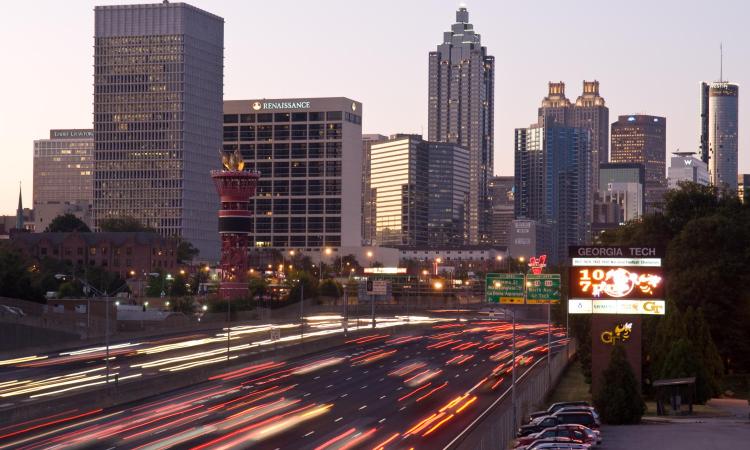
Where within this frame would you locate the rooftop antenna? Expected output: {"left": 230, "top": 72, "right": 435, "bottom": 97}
{"left": 720, "top": 42, "right": 723, "bottom": 82}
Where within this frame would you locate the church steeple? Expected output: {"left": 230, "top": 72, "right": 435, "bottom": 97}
{"left": 15, "top": 182, "right": 24, "bottom": 230}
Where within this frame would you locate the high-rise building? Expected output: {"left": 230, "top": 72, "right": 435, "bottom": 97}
{"left": 514, "top": 123, "right": 591, "bottom": 263}
{"left": 93, "top": 2, "right": 223, "bottom": 260}
{"left": 33, "top": 129, "right": 94, "bottom": 230}
{"left": 538, "top": 81, "right": 608, "bottom": 207}
{"left": 428, "top": 6, "right": 494, "bottom": 244}
{"left": 362, "top": 134, "right": 387, "bottom": 245}
{"left": 223, "top": 98, "right": 363, "bottom": 254}
{"left": 667, "top": 151, "right": 710, "bottom": 189}
{"left": 598, "top": 162, "right": 645, "bottom": 218}
{"left": 611, "top": 115, "right": 667, "bottom": 213}
{"left": 427, "top": 142, "right": 470, "bottom": 246}
{"left": 701, "top": 82, "right": 739, "bottom": 190}
{"left": 488, "top": 176, "right": 514, "bottom": 246}
{"left": 370, "top": 135, "right": 428, "bottom": 247}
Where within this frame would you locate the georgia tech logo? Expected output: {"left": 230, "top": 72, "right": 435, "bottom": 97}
{"left": 600, "top": 322, "right": 632, "bottom": 345}
{"left": 642, "top": 301, "right": 663, "bottom": 314}
{"left": 252, "top": 101, "right": 262, "bottom": 111}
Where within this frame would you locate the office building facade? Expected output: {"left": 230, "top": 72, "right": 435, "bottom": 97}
{"left": 514, "top": 123, "right": 591, "bottom": 263}
{"left": 223, "top": 97, "right": 363, "bottom": 253}
{"left": 667, "top": 151, "right": 709, "bottom": 189}
{"left": 370, "top": 135, "right": 428, "bottom": 247}
{"left": 611, "top": 115, "right": 666, "bottom": 213}
{"left": 489, "top": 176, "right": 514, "bottom": 246}
{"left": 93, "top": 2, "right": 223, "bottom": 260}
{"left": 598, "top": 162, "right": 645, "bottom": 222}
{"left": 33, "top": 129, "right": 94, "bottom": 230}
{"left": 428, "top": 6, "right": 494, "bottom": 244}
{"left": 702, "top": 82, "right": 739, "bottom": 189}
{"left": 427, "top": 142, "right": 470, "bottom": 246}
{"left": 362, "top": 134, "right": 387, "bottom": 245}
{"left": 538, "top": 81, "right": 608, "bottom": 208}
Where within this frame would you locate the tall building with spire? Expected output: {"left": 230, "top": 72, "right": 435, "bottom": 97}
{"left": 700, "top": 82, "right": 739, "bottom": 190}
{"left": 428, "top": 6, "right": 494, "bottom": 244}
{"left": 538, "top": 81, "right": 608, "bottom": 210}
{"left": 16, "top": 184, "right": 24, "bottom": 231}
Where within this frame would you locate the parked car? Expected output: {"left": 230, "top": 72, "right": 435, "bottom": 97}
{"left": 0, "top": 305, "right": 25, "bottom": 318}
{"left": 518, "top": 412, "right": 598, "bottom": 437}
{"left": 554, "top": 406, "right": 601, "bottom": 428}
{"left": 527, "top": 401, "right": 591, "bottom": 423}
{"left": 517, "top": 437, "right": 591, "bottom": 450}
{"left": 515, "top": 425, "right": 596, "bottom": 448}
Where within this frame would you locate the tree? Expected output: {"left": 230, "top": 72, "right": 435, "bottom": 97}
{"left": 45, "top": 213, "right": 91, "bottom": 233}
{"left": 319, "top": 279, "right": 343, "bottom": 298}
{"left": 286, "top": 272, "right": 318, "bottom": 303}
{"left": 0, "top": 247, "right": 43, "bottom": 301}
{"left": 248, "top": 276, "right": 268, "bottom": 299}
{"left": 176, "top": 238, "right": 199, "bottom": 263}
{"left": 593, "top": 344, "right": 646, "bottom": 424}
{"left": 98, "top": 216, "right": 154, "bottom": 232}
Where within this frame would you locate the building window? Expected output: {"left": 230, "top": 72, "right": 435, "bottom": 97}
{"left": 89, "top": 247, "right": 97, "bottom": 256}
{"left": 223, "top": 114, "right": 239, "bottom": 124}
{"left": 326, "top": 111, "right": 342, "bottom": 121}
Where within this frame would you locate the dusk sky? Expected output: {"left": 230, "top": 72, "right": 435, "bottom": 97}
{"left": 1, "top": 0, "right": 748, "bottom": 214}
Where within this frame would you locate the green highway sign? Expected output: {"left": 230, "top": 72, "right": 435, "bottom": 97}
{"left": 526, "top": 274, "right": 561, "bottom": 304}
{"left": 486, "top": 273, "right": 525, "bottom": 304}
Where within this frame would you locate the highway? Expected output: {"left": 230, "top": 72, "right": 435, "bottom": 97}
{"left": 0, "top": 318, "right": 567, "bottom": 449}
{"left": 0, "top": 315, "right": 441, "bottom": 404}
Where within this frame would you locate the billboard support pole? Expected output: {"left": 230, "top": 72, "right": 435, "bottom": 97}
{"left": 511, "top": 305, "right": 517, "bottom": 430}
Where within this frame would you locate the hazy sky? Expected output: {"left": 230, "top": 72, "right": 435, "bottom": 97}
{"left": 1, "top": 0, "right": 749, "bottom": 215}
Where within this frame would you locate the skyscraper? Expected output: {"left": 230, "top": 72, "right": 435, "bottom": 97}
{"left": 428, "top": 6, "right": 494, "bottom": 244}
{"left": 610, "top": 115, "right": 667, "bottom": 213}
{"left": 93, "top": 2, "right": 224, "bottom": 260}
{"left": 371, "top": 135, "right": 428, "bottom": 247}
{"left": 488, "top": 176, "right": 514, "bottom": 246}
{"left": 701, "top": 82, "right": 739, "bottom": 190}
{"left": 514, "top": 123, "right": 591, "bottom": 263}
{"left": 538, "top": 81, "right": 608, "bottom": 209}
{"left": 33, "top": 129, "right": 94, "bottom": 230}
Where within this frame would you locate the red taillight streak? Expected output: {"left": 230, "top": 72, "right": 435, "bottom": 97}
{"left": 398, "top": 382, "right": 432, "bottom": 402}
{"left": 340, "top": 428, "right": 377, "bottom": 450}
{"left": 189, "top": 404, "right": 316, "bottom": 450}
{"left": 0, "top": 408, "right": 102, "bottom": 440}
{"left": 313, "top": 427, "right": 356, "bottom": 450}
{"left": 415, "top": 382, "right": 448, "bottom": 402}
{"left": 209, "top": 361, "right": 284, "bottom": 381}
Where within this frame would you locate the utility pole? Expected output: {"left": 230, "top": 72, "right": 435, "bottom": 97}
{"left": 227, "top": 296, "right": 231, "bottom": 360}
{"left": 300, "top": 282, "right": 304, "bottom": 341}
{"left": 105, "top": 292, "right": 110, "bottom": 384}
{"left": 511, "top": 306, "right": 517, "bottom": 430}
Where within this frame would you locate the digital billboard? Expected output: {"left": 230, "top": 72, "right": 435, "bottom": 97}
{"left": 569, "top": 266, "right": 664, "bottom": 300}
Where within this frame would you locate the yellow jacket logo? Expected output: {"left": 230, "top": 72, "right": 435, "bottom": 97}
{"left": 601, "top": 322, "right": 633, "bottom": 345}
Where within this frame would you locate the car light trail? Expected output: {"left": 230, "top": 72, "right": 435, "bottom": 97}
{"left": 313, "top": 427, "right": 356, "bottom": 450}
{"left": 0, "top": 355, "right": 48, "bottom": 366}
{"left": 422, "top": 413, "right": 454, "bottom": 437}
{"left": 372, "top": 432, "right": 400, "bottom": 450}
{"left": 415, "top": 381, "right": 448, "bottom": 402}
{"left": 398, "top": 382, "right": 433, "bottom": 402}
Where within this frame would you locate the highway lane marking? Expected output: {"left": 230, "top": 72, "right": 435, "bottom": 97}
{"left": 304, "top": 392, "right": 311, "bottom": 397}
{"left": 304, "top": 431, "right": 315, "bottom": 437}
{"left": 341, "top": 393, "right": 348, "bottom": 398}
{"left": 346, "top": 377, "right": 352, "bottom": 381}
{"left": 335, "top": 417, "right": 343, "bottom": 422}
{"left": 379, "top": 395, "right": 387, "bottom": 399}
{"left": 333, "top": 369, "right": 339, "bottom": 373}
{"left": 361, "top": 385, "right": 368, "bottom": 389}
{"left": 396, "top": 387, "right": 403, "bottom": 391}
{"left": 363, "top": 370, "right": 369, "bottom": 374}
{"left": 326, "top": 384, "right": 334, "bottom": 388}
{"left": 359, "top": 405, "right": 367, "bottom": 410}
{"left": 399, "top": 406, "right": 407, "bottom": 411}
{"left": 379, "top": 378, "right": 385, "bottom": 382}
{"left": 314, "top": 376, "right": 320, "bottom": 380}
{"left": 379, "top": 418, "right": 387, "bottom": 423}
{"left": 455, "top": 374, "right": 460, "bottom": 378}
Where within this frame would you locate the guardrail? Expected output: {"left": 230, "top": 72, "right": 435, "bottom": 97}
{"left": 444, "top": 340, "right": 578, "bottom": 450}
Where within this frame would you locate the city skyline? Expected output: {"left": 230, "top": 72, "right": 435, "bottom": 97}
{"left": 2, "top": 0, "right": 750, "bottom": 214}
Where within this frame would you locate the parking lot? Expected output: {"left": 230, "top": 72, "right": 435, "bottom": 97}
{"left": 602, "top": 419, "right": 750, "bottom": 449}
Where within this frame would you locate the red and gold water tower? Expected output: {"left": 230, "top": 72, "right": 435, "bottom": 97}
{"left": 211, "top": 149, "right": 259, "bottom": 299}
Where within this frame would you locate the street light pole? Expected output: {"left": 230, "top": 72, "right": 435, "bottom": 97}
{"left": 300, "top": 282, "right": 304, "bottom": 341}
{"left": 511, "top": 305, "right": 516, "bottom": 430}
{"left": 227, "top": 296, "right": 231, "bottom": 361}
{"left": 105, "top": 292, "right": 110, "bottom": 384}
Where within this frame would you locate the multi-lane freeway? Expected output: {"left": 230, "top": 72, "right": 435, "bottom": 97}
{"left": 0, "top": 318, "right": 567, "bottom": 449}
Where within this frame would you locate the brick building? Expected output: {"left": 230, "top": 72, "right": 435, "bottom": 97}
{"left": 10, "top": 232, "right": 178, "bottom": 278}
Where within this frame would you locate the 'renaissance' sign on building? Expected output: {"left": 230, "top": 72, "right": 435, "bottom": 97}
{"left": 569, "top": 246, "right": 665, "bottom": 315}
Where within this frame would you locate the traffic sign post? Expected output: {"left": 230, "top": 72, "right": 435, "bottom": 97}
{"left": 485, "top": 273, "right": 525, "bottom": 304}
{"left": 526, "top": 274, "right": 561, "bottom": 304}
